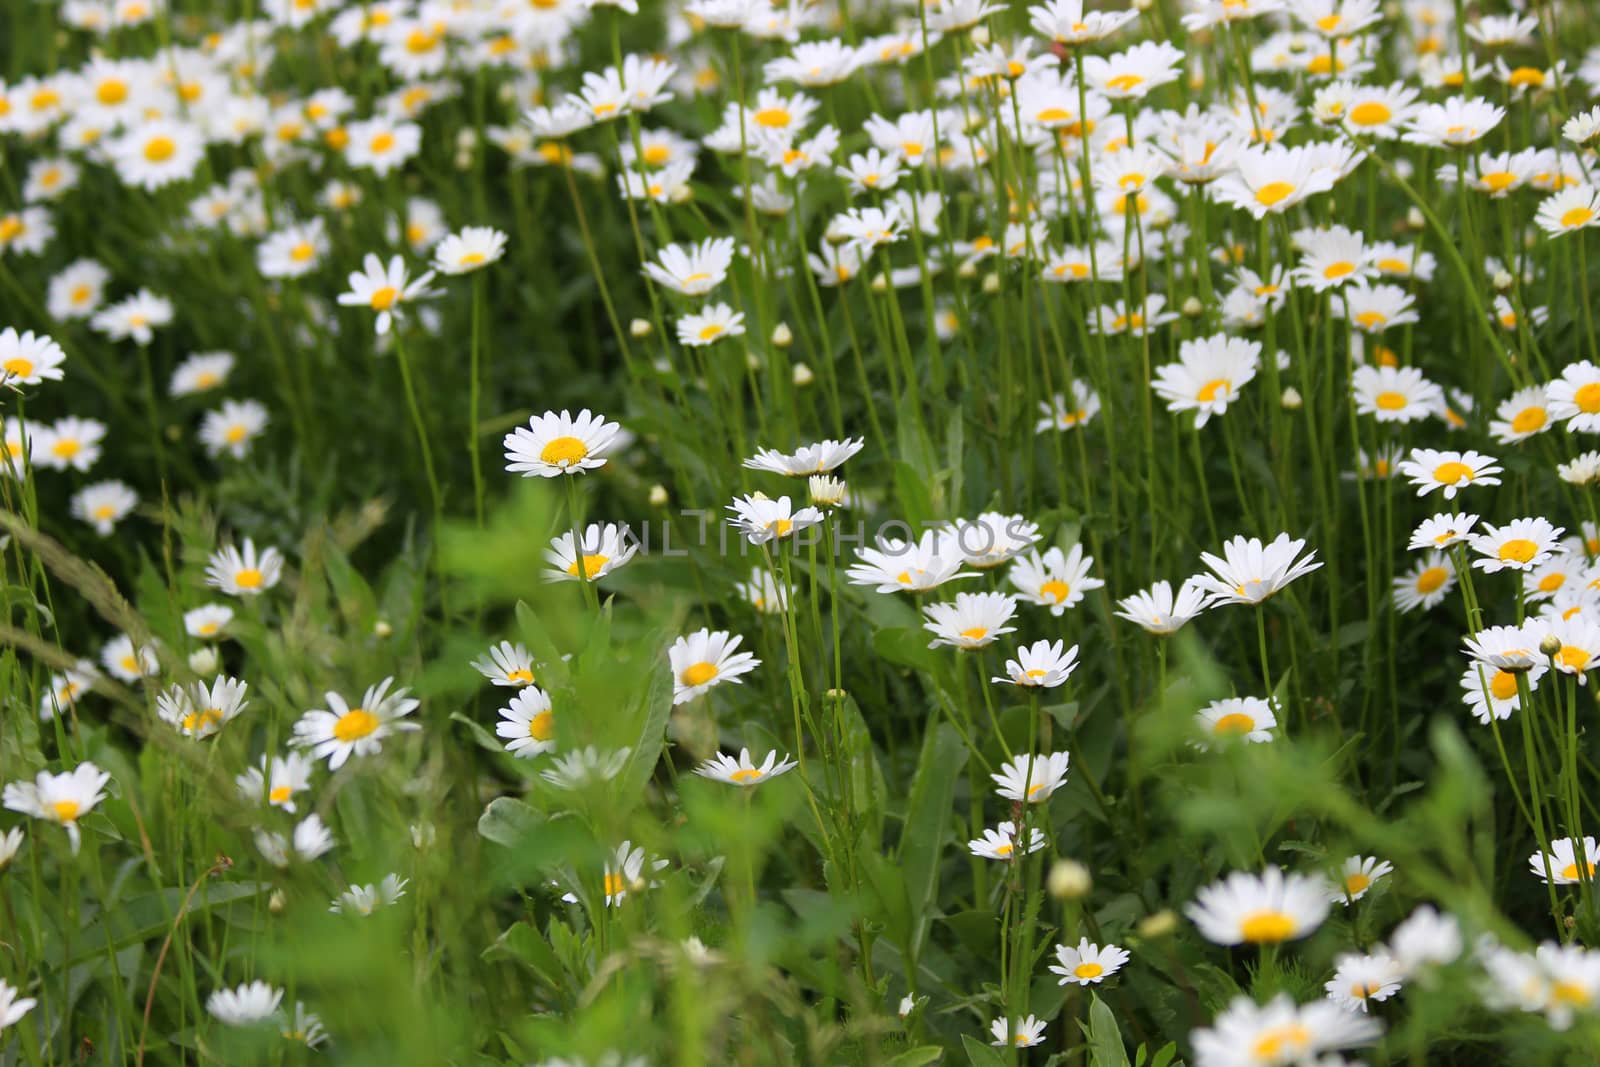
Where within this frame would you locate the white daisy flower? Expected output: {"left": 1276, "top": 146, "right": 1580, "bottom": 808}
{"left": 1049, "top": 938, "right": 1131, "bottom": 985}
{"left": 205, "top": 538, "right": 284, "bottom": 597}
{"left": 291, "top": 678, "right": 421, "bottom": 769}
{"left": 1187, "top": 866, "right": 1331, "bottom": 945}
{"left": 924, "top": 591, "right": 1018, "bottom": 649}
{"left": 991, "top": 751, "right": 1071, "bottom": 803}
{"left": 503, "top": 408, "right": 622, "bottom": 477}
{"left": 692, "top": 748, "right": 798, "bottom": 787}
{"left": 1, "top": 762, "right": 111, "bottom": 854}
{"left": 669, "top": 629, "right": 761, "bottom": 705}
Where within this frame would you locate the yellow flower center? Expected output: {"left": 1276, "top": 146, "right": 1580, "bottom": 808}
{"left": 1575, "top": 382, "right": 1600, "bottom": 413}
{"left": 52, "top": 439, "right": 80, "bottom": 459}
{"left": 1490, "top": 670, "right": 1519, "bottom": 700}
{"left": 1559, "top": 645, "right": 1591, "bottom": 672}
{"left": 234, "top": 568, "right": 264, "bottom": 589}
{"left": 959, "top": 626, "right": 989, "bottom": 642}
{"left": 51, "top": 799, "right": 81, "bottom": 822}
{"left": 269, "top": 785, "right": 293, "bottom": 804}
{"left": 225, "top": 424, "right": 248, "bottom": 444}
{"left": 93, "top": 504, "right": 117, "bottom": 521}
{"left": 1511, "top": 406, "right": 1547, "bottom": 433}
{"left": 1073, "top": 962, "right": 1104, "bottom": 979}
{"left": 698, "top": 323, "right": 726, "bottom": 341}
{"left": 332, "top": 708, "right": 380, "bottom": 742}
{"left": 70, "top": 284, "right": 92, "bottom": 305}
{"left": 405, "top": 28, "right": 439, "bottom": 53}
{"left": 3, "top": 358, "right": 34, "bottom": 377}
{"left": 1348, "top": 101, "right": 1392, "bottom": 126}
{"left": 1254, "top": 181, "right": 1296, "bottom": 206}
{"left": 458, "top": 252, "right": 487, "bottom": 266}
{"left": 1323, "top": 261, "right": 1355, "bottom": 280}
{"left": 0, "top": 218, "right": 22, "bottom": 242}
{"left": 539, "top": 435, "right": 589, "bottom": 465}
{"left": 1355, "top": 310, "right": 1388, "bottom": 329}
{"left": 1213, "top": 712, "right": 1256, "bottom": 735}
{"left": 681, "top": 661, "right": 719, "bottom": 687}
{"left": 729, "top": 768, "right": 763, "bottom": 783}
{"left": 1039, "top": 579, "right": 1071, "bottom": 603}
{"left": 1560, "top": 861, "right": 1597, "bottom": 880}
{"left": 97, "top": 79, "right": 129, "bottom": 105}
{"left": 1552, "top": 980, "right": 1592, "bottom": 1006}
{"left": 1508, "top": 66, "right": 1544, "bottom": 88}
{"left": 1106, "top": 73, "right": 1145, "bottom": 93}
{"left": 528, "top": 710, "right": 554, "bottom": 741}
{"left": 1374, "top": 390, "right": 1407, "bottom": 410}
{"left": 1197, "top": 378, "right": 1232, "bottom": 403}
{"left": 642, "top": 144, "right": 671, "bottom": 165}
{"left": 1432, "top": 461, "right": 1474, "bottom": 485}
{"left": 1344, "top": 872, "right": 1371, "bottom": 895}
{"left": 369, "top": 286, "right": 398, "bottom": 310}
{"left": 603, "top": 871, "right": 626, "bottom": 898}
{"left": 290, "top": 241, "right": 315, "bottom": 262}
{"left": 566, "top": 553, "right": 609, "bottom": 578}
{"left": 143, "top": 135, "right": 176, "bottom": 162}
{"left": 753, "top": 107, "right": 791, "bottom": 128}
{"left": 1238, "top": 909, "right": 1297, "bottom": 942}
{"left": 370, "top": 131, "right": 396, "bottom": 153}
{"left": 1562, "top": 206, "right": 1596, "bottom": 229}
{"left": 506, "top": 669, "right": 534, "bottom": 685}
{"left": 1497, "top": 538, "right": 1539, "bottom": 564}
{"left": 182, "top": 708, "right": 225, "bottom": 733}
{"left": 1415, "top": 566, "right": 1449, "bottom": 594}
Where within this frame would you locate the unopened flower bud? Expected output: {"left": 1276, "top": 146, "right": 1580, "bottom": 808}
{"left": 374, "top": 619, "right": 393, "bottom": 639}
{"left": 649, "top": 484, "right": 669, "bottom": 506}
{"left": 188, "top": 646, "right": 220, "bottom": 675}
{"left": 1541, "top": 633, "right": 1564, "bottom": 657}
{"left": 870, "top": 272, "right": 889, "bottom": 292}
{"left": 771, "top": 322, "right": 793, "bottom": 348}
{"left": 630, "top": 318, "right": 652, "bottom": 338}
{"left": 1281, "top": 386, "right": 1303, "bottom": 410}
{"left": 269, "top": 889, "right": 287, "bottom": 914}
{"left": 669, "top": 184, "right": 693, "bottom": 204}
{"left": 1493, "top": 269, "right": 1514, "bottom": 291}
{"left": 1137, "top": 909, "right": 1178, "bottom": 939}
{"left": 746, "top": 350, "right": 761, "bottom": 371}
{"left": 957, "top": 260, "right": 979, "bottom": 280}
{"left": 970, "top": 25, "right": 991, "bottom": 46}
{"left": 1048, "top": 859, "right": 1091, "bottom": 899}
{"left": 1406, "top": 207, "right": 1425, "bottom": 230}
{"left": 982, "top": 272, "right": 1001, "bottom": 294}
{"left": 793, "top": 362, "right": 815, "bottom": 386}
{"left": 1181, "top": 296, "right": 1204, "bottom": 317}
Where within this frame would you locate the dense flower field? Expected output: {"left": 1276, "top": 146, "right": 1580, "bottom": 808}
{"left": 4, "top": 0, "right": 1600, "bottom": 1062}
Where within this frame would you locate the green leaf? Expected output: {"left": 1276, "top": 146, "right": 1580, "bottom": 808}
{"left": 617, "top": 652, "right": 674, "bottom": 799}
{"left": 477, "top": 796, "right": 544, "bottom": 848}
{"left": 887, "top": 1046, "right": 945, "bottom": 1067}
{"left": 52, "top": 882, "right": 270, "bottom": 970}
{"left": 899, "top": 723, "right": 966, "bottom": 961}
{"left": 961, "top": 1034, "right": 1007, "bottom": 1067}
{"left": 1087, "top": 994, "right": 1131, "bottom": 1067}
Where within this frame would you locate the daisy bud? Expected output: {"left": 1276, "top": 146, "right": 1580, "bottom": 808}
{"left": 957, "top": 260, "right": 979, "bottom": 280}
{"left": 771, "top": 322, "right": 793, "bottom": 348}
{"left": 1281, "top": 386, "right": 1303, "bottom": 410}
{"left": 809, "top": 474, "right": 847, "bottom": 507}
{"left": 649, "top": 484, "right": 669, "bottom": 506}
{"left": 1137, "top": 909, "right": 1178, "bottom": 939}
{"left": 793, "top": 363, "right": 815, "bottom": 387}
{"left": 870, "top": 272, "right": 889, "bottom": 292}
{"left": 1134, "top": 0, "right": 1152, "bottom": 9}
{"left": 746, "top": 351, "right": 761, "bottom": 371}
{"left": 269, "top": 889, "right": 286, "bottom": 914}
{"left": 1541, "top": 633, "right": 1564, "bottom": 658}
{"left": 1048, "top": 859, "right": 1091, "bottom": 899}
{"left": 970, "top": 25, "right": 990, "bottom": 45}
{"left": 374, "top": 619, "right": 393, "bottom": 639}
{"left": 188, "top": 646, "right": 219, "bottom": 675}
{"left": 669, "top": 184, "right": 693, "bottom": 204}
{"left": 411, "top": 822, "right": 436, "bottom": 848}
{"left": 1406, "top": 207, "right": 1425, "bottom": 231}
{"left": 1492, "top": 269, "right": 1514, "bottom": 291}
{"left": 981, "top": 272, "right": 1001, "bottom": 294}
{"left": 826, "top": 688, "right": 848, "bottom": 701}
{"left": 1181, "top": 296, "right": 1204, "bottom": 317}
{"left": 630, "top": 318, "right": 652, "bottom": 338}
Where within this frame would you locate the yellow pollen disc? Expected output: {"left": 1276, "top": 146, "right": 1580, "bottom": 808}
{"left": 290, "top": 242, "right": 315, "bottom": 262}
{"left": 93, "top": 504, "right": 117, "bottom": 521}
{"left": 1415, "top": 567, "right": 1448, "bottom": 594}
{"left": 1539, "top": 573, "right": 1565, "bottom": 593}
{"left": 1552, "top": 980, "right": 1592, "bottom": 1006}
{"left": 1432, "top": 461, "right": 1474, "bottom": 485}
{"left": 234, "top": 568, "right": 264, "bottom": 589}
{"left": 52, "top": 439, "right": 80, "bottom": 459}
{"left": 196, "top": 621, "right": 218, "bottom": 635}
{"left": 753, "top": 107, "right": 791, "bottom": 128}
{"left": 1307, "top": 55, "right": 1336, "bottom": 75}
{"left": 120, "top": 656, "right": 139, "bottom": 672}
{"left": 1038, "top": 579, "right": 1071, "bottom": 603}
{"left": 902, "top": 141, "right": 924, "bottom": 156}
{"left": 1559, "top": 646, "right": 1590, "bottom": 672}
{"left": 1377, "top": 258, "right": 1409, "bottom": 274}
{"left": 681, "top": 661, "right": 719, "bottom": 687}
{"left": 325, "top": 127, "right": 349, "bottom": 150}
{"left": 1374, "top": 460, "right": 1390, "bottom": 477}
{"left": 51, "top": 799, "right": 81, "bottom": 822}
{"left": 1074, "top": 962, "right": 1104, "bottom": 979}
{"left": 1355, "top": 310, "right": 1388, "bottom": 329}
{"left": 1348, "top": 101, "right": 1392, "bottom": 126}
{"left": 458, "top": 252, "right": 487, "bottom": 266}
{"left": 1508, "top": 66, "right": 1544, "bottom": 87}
{"left": 566, "top": 553, "right": 609, "bottom": 578}
{"left": 182, "top": 708, "right": 224, "bottom": 732}
{"left": 1314, "top": 13, "right": 1341, "bottom": 30}
{"left": 1239, "top": 909, "right": 1297, "bottom": 942}
{"left": 224, "top": 424, "right": 247, "bottom": 444}
{"left": 1254, "top": 181, "right": 1296, "bottom": 206}
{"left": 3, "top": 358, "right": 34, "bottom": 377}
{"left": 1344, "top": 872, "right": 1371, "bottom": 894}
{"left": 1374, "top": 391, "right": 1407, "bottom": 410}
{"left": 993, "top": 841, "right": 1014, "bottom": 856}
{"left": 698, "top": 323, "right": 725, "bottom": 341}
{"left": 1106, "top": 73, "right": 1145, "bottom": 93}
{"left": 729, "top": 768, "right": 763, "bottom": 783}
{"left": 603, "top": 872, "right": 626, "bottom": 897}
{"left": 1511, "top": 406, "right": 1547, "bottom": 433}
{"left": 528, "top": 710, "right": 554, "bottom": 741}
{"left": 1323, "top": 261, "right": 1355, "bottom": 279}
{"left": 1024, "top": 668, "right": 1049, "bottom": 679}
{"left": 506, "top": 669, "right": 534, "bottom": 685}
{"left": 369, "top": 286, "right": 398, "bottom": 311}
{"left": 143, "top": 135, "right": 176, "bottom": 162}
{"left": 1213, "top": 712, "right": 1256, "bottom": 734}
{"left": 31, "top": 89, "right": 60, "bottom": 110}
{"left": 1574, "top": 382, "right": 1600, "bottom": 414}
{"left": 539, "top": 435, "right": 589, "bottom": 465}
{"left": 70, "top": 284, "right": 91, "bottom": 304}
{"left": 1197, "top": 378, "right": 1232, "bottom": 403}
{"left": 333, "top": 708, "right": 380, "bottom": 742}
{"left": 642, "top": 144, "right": 672, "bottom": 166}
{"left": 1562, "top": 207, "right": 1596, "bottom": 229}
{"left": 1560, "top": 861, "right": 1597, "bottom": 880}
{"left": 268, "top": 785, "right": 292, "bottom": 803}
{"left": 1489, "top": 670, "right": 1519, "bottom": 700}
{"left": 682, "top": 272, "right": 710, "bottom": 285}
{"left": 1026, "top": 782, "right": 1048, "bottom": 797}
{"left": 959, "top": 626, "right": 989, "bottom": 641}
{"left": 1006, "top": 61, "right": 1026, "bottom": 77}
{"left": 370, "top": 131, "right": 396, "bottom": 153}
{"left": 1351, "top": 983, "right": 1377, "bottom": 999}
{"left": 1498, "top": 538, "right": 1539, "bottom": 564}
{"left": 1482, "top": 171, "right": 1518, "bottom": 193}
{"left": 405, "top": 28, "right": 438, "bottom": 52}
{"left": 97, "top": 79, "right": 128, "bottom": 105}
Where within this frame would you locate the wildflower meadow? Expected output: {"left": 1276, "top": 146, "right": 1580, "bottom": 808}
{"left": 6, "top": 0, "right": 1600, "bottom": 1062}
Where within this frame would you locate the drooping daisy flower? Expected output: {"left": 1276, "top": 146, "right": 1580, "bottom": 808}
{"left": 692, "top": 748, "right": 798, "bottom": 787}
{"left": 1462, "top": 623, "right": 1542, "bottom": 673}
{"left": 1387, "top": 905, "right": 1463, "bottom": 975}
{"left": 155, "top": 675, "right": 249, "bottom": 738}
{"left": 1187, "top": 866, "right": 1331, "bottom": 945}
{"left": 0, "top": 328, "right": 65, "bottom": 386}
{"left": 235, "top": 752, "right": 315, "bottom": 812}
{"left": 1153, "top": 334, "right": 1261, "bottom": 427}
{"left": 1461, "top": 658, "right": 1546, "bottom": 724}
{"left": 992, "top": 639, "right": 1079, "bottom": 688}
{"left": 743, "top": 437, "right": 864, "bottom": 476}
{"left": 2, "top": 762, "right": 111, "bottom": 854}
{"left": 1392, "top": 551, "right": 1456, "bottom": 612}
{"left": 1325, "top": 952, "right": 1404, "bottom": 1013}
{"left": 1049, "top": 938, "right": 1131, "bottom": 986}
{"left": 1008, "top": 544, "right": 1104, "bottom": 614}
{"left": 968, "top": 821, "right": 1047, "bottom": 860}
{"left": 924, "top": 591, "right": 1018, "bottom": 649}
{"left": 847, "top": 530, "right": 973, "bottom": 593}
{"left": 669, "top": 629, "right": 761, "bottom": 705}
{"left": 579, "top": 840, "right": 669, "bottom": 908}
{"left": 504, "top": 408, "right": 622, "bottom": 477}
{"left": 255, "top": 813, "right": 336, "bottom": 868}
{"left": 1470, "top": 517, "right": 1564, "bottom": 574}
{"left": 280, "top": 1002, "right": 328, "bottom": 1048}
{"left": 432, "top": 226, "right": 507, "bottom": 275}
{"left": 726, "top": 494, "right": 824, "bottom": 545}
{"left": 496, "top": 686, "right": 556, "bottom": 758}
{"left": 330, "top": 874, "right": 408, "bottom": 915}
{"left": 540, "top": 746, "right": 633, "bottom": 791}
{"left": 206, "top": 981, "right": 283, "bottom": 1026}
{"left": 1530, "top": 836, "right": 1599, "bottom": 884}
{"left": 335, "top": 253, "right": 438, "bottom": 335}
{"left": 1114, "top": 579, "right": 1209, "bottom": 634}
{"left": 989, "top": 1015, "right": 1046, "bottom": 1048}
{"left": 546, "top": 522, "right": 638, "bottom": 583}
{"left": 291, "top": 678, "right": 421, "bottom": 769}
{"left": 206, "top": 539, "right": 284, "bottom": 597}
{"left": 472, "top": 641, "right": 536, "bottom": 687}
{"left": 944, "top": 513, "right": 1040, "bottom": 569}
{"left": 1192, "top": 533, "right": 1322, "bottom": 607}
{"left": 1195, "top": 697, "right": 1279, "bottom": 745}
{"left": 991, "top": 751, "right": 1071, "bottom": 803}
